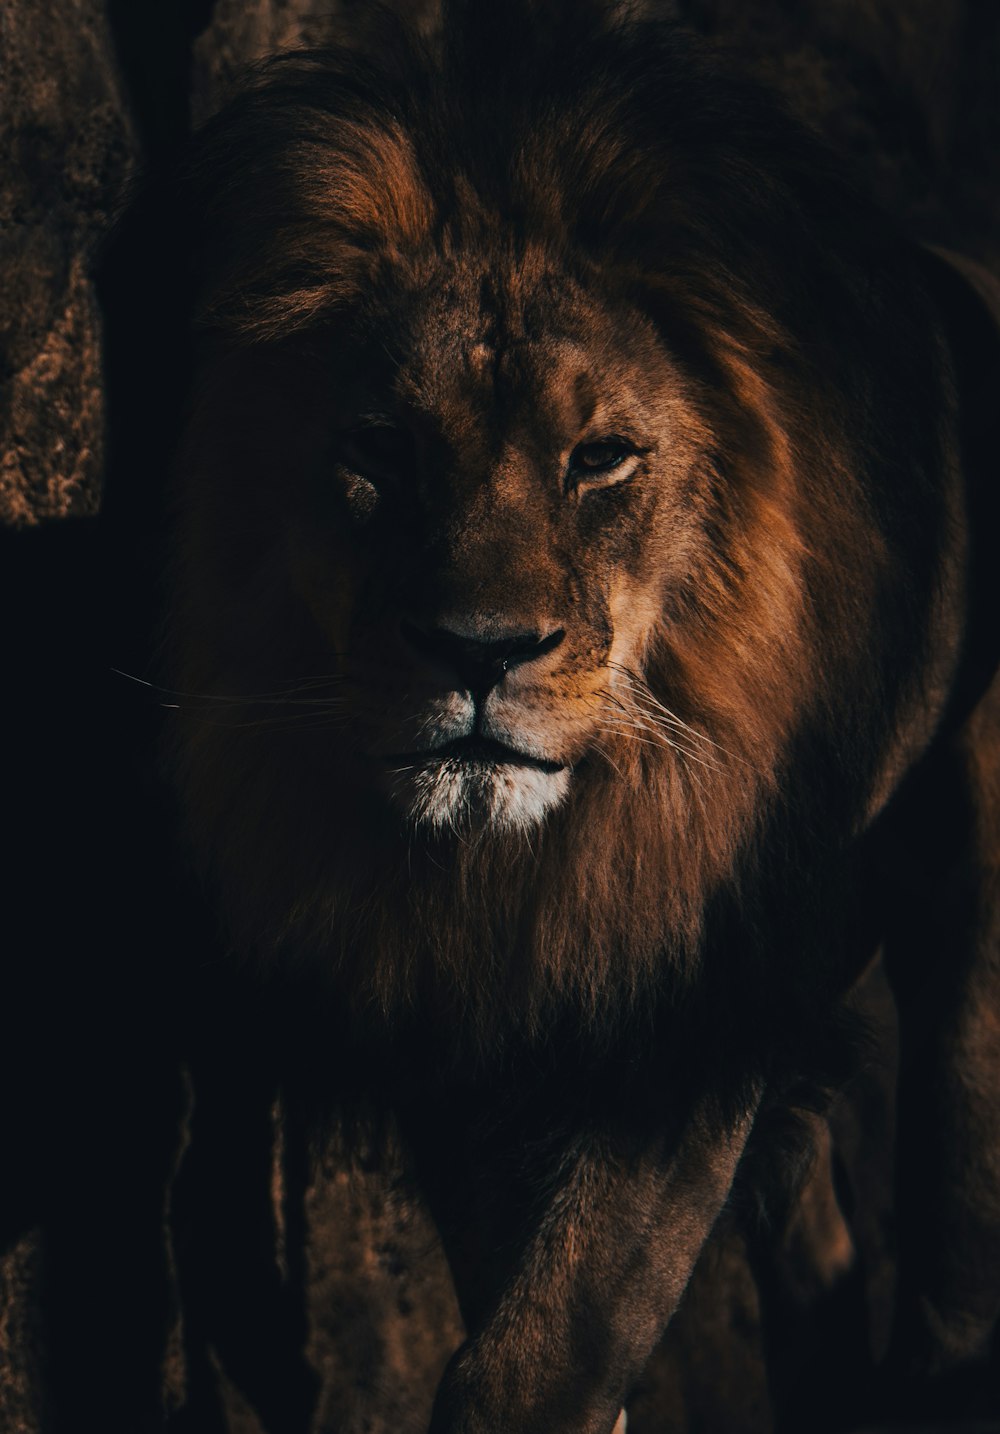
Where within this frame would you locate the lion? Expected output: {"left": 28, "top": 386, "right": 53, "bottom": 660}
{"left": 130, "top": 2, "right": 1000, "bottom": 1427}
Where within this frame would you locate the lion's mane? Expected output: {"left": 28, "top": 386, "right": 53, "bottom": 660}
{"left": 157, "top": 1, "right": 965, "bottom": 1076}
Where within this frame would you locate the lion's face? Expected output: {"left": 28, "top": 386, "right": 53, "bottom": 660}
{"left": 179, "top": 256, "right": 708, "bottom": 836}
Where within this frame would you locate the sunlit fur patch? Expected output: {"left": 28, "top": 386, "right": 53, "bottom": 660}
{"left": 392, "top": 756, "right": 571, "bottom": 834}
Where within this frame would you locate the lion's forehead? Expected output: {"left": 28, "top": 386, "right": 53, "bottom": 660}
{"left": 365, "top": 258, "right": 677, "bottom": 444}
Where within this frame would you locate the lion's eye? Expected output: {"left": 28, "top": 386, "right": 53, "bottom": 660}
{"left": 568, "top": 438, "right": 637, "bottom": 489}
{"left": 339, "top": 424, "right": 413, "bottom": 481}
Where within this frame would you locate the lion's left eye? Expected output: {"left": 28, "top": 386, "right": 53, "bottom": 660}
{"left": 568, "top": 439, "right": 636, "bottom": 485}
{"left": 573, "top": 441, "right": 628, "bottom": 470}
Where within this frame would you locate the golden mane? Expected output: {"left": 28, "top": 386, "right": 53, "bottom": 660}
{"left": 159, "top": 4, "right": 963, "bottom": 1080}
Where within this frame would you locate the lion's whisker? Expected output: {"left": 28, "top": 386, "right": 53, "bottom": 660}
{"left": 596, "top": 723, "right": 720, "bottom": 774}
{"left": 597, "top": 722, "right": 710, "bottom": 795}
{"left": 607, "top": 664, "right": 755, "bottom": 768}
{"left": 111, "top": 667, "right": 348, "bottom": 705}
{"left": 597, "top": 694, "right": 725, "bottom": 773}
{"left": 597, "top": 714, "right": 717, "bottom": 765}
{"left": 600, "top": 695, "right": 712, "bottom": 750}
{"left": 589, "top": 740, "right": 626, "bottom": 781}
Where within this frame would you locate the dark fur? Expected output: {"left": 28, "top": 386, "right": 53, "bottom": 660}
{"left": 136, "top": 2, "right": 1000, "bottom": 1428}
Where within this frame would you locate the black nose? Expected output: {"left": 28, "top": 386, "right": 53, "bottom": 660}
{"left": 400, "top": 619, "right": 565, "bottom": 695}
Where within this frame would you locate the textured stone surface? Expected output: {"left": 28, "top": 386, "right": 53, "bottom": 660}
{"left": 0, "top": 1233, "right": 46, "bottom": 1434}
{"left": 191, "top": 0, "right": 440, "bottom": 125}
{"left": 305, "top": 1144, "right": 462, "bottom": 1434}
{"left": 0, "top": 0, "right": 135, "bottom": 525}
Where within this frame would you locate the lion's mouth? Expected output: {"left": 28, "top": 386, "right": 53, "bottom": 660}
{"left": 386, "top": 735, "right": 566, "bottom": 774}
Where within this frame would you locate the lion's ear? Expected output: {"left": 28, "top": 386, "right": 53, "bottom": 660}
{"left": 920, "top": 243, "right": 1000, "bottom": 726}
{"left": 441, "top": 0, "right": 640, "bottom": 34}
{"left": 922, "top": 244, "right": 1000, "bottom": 417}
{"left": 439, "top": 0, "right": 654, "bottom": 78}
{"left": 922, "top": 243, "right": 1000, "bottom": 538}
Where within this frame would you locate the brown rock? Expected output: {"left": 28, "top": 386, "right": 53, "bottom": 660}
{"left": 0, "top": 0, "right": 135, "bottom": 525}
{"left": 191, "top": 0, "right": 441, "bottom": 125}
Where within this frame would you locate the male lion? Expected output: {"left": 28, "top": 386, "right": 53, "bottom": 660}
{"left": 134, "top": 1, "right": 1000, "bottom": 1427}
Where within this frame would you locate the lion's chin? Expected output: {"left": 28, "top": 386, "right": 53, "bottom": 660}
{"left": 387, "top": 754, "right": 572, "bottom": 834}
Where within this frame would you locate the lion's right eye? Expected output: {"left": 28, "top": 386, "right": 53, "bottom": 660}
{"left": 339, "top": 425, "right": 414, "bottom": 483}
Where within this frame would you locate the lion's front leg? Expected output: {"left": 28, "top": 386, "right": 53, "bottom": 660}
{"left": 408, "top": 1093, "right": 758, "bottom": 1434}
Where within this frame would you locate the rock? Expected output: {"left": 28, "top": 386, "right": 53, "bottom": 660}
{"left": 0, "top": 0, "right": 136, "bottom": 525}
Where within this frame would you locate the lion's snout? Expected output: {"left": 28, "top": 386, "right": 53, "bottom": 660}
{"left": 360, "top": 612, "right": 580, "bottom": 831}
{"left": 398, "top": 616, "right": 566, "bottom": 699}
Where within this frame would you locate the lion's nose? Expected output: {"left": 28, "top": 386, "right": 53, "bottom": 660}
{"left": 400, "top": 618, "right": 565, "bottom": 696}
